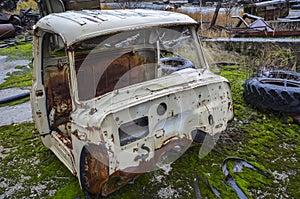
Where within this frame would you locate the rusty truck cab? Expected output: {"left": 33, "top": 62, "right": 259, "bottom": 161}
{"left": 31, "top": 9, "right": 233, "bottom": 197}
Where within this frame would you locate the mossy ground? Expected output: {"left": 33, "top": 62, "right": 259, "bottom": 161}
{"left": 0, "top": 44, "right": 299, "bottom": 198}
{"left": 0, "top": 43, "right": 33, "bottom": 61}
{"left": 0, "top": 123, "right": 84, "bottom": 198}
{"left": 0, "top": 64, "right": 32, "bottom": 89}
{"left": 0, "top": 43, "right": 33, "bottom": 106}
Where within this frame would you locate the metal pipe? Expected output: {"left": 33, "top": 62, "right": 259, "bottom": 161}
{"left": 0, "top": 91, "right": 30, "bottom": 104}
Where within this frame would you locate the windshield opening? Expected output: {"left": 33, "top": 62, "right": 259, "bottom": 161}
{"left": 74, "top": 25, "right": 204, "bottom": 101}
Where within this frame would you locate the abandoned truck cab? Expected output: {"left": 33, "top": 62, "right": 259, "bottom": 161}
{"left": 31, "top": 9, "right": 233, "bottom": 196}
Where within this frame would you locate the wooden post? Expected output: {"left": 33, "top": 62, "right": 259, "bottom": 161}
{"left": 209, "top": 1, "right": 221, "bottom": 29}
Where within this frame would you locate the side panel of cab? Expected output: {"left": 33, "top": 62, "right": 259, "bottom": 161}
{"left": 31, "top": 28, "right": 77, "bottom": 174}
{"left": 31, "top": 29, "right": 51, "bottom": 137}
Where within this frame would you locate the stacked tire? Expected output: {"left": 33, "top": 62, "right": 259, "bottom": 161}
{"left": 243, "top": 70, "right": 300, "bottom": 114}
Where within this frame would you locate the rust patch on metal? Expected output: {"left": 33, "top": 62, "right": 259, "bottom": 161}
{"left": 63, "top": 0, "right": 100, "bottom": 10}
{"left": 243, "top": 0, "right": 289, "bottom": 20}
{"left": 80, "top": 143, "right": 109, "bottom": 196}
{"left": 80, "top": 137, "right": 193, "bottom": 197}
{"left": 75, "top": 49, "right": 151, "bottom": 99}
{"left": 44, "top": 66, "right": 72, "bottom": 126}
{"left": 103, "top": 137, "right": 191, "bottom": 196}
{"left": 0, "top": 23, "right": 15, "bottom": 39}
{"left": 55, "top": 132, "right": 73, "bottom": 149}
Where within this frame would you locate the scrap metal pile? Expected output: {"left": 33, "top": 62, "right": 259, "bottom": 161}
{"left": 0, "top": 0, "right": 39, "bottom": 46}
{"left": 0, "top": 0, "right": 102, "bottom": 43}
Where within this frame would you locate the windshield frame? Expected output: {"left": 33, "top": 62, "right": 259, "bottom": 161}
{"left": 70, "top": 24, "right": 208, "bottom": 104}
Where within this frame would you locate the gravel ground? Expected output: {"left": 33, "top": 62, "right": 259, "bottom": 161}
{"left": 0, "top": 56, "right": 32, "bottom": 126}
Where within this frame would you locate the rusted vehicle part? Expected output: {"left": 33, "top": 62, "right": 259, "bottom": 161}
{"left": 0, "top": 0, "right": 17, "bottom": 11}
{"left": 81, "top": 137, "right": 193, "bottom": 196}
{"left": 222, "top": 157, "right": 270, "bottom": 199}
{"left": 244, "top": 0, "right": 289, "bottom": 20}
{"left": 0, "top": 8, "right": 39, "bottom": 39}
{"left": 229, "top": 13, "right": 300, "bottom": 37}
{"left": 64, "top": 0, "right": 100, "bottom": 10}
{"left": 31, "top": 9, "right": 233, "bottom": 196}
{"left": 19, "top": 8, "right": 40, "bottom": 30}
{"left": 243, "top": 74, "right": 300, "bottom": 114}
{"left": 233, "top": 13, "right": 271, "bottom": 30}
{"left": 0, "top": 23, "right": 15, "bottom": 39}
{"left": 0, "top": 12, "right": 21, "bottom": 25}
{"left": 37, "top": 0, "right": 100, "bottom": 17}
{"left": 0, "top": 90, "right": 30, "bottom": 104}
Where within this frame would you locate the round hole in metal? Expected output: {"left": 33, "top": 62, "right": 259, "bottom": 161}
{"left": 157, "top": 102, "right": 167, "bottom": 116}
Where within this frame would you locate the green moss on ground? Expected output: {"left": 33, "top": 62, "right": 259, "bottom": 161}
{"left": 0, "top": 123, "right": 84, "bottom": 199}
{"left": 0, "top": 43, "right": 33, "bottom": 60}
{"left": 0, "top": 63, "right": 33, "bottom": 89}
{"left": 0, "top": 43, "right": 33, "bottom": 106}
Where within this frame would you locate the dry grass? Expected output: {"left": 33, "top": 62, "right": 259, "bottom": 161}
{"left": 175, "top": 9, "right": 245, "bottom": 38}
{"left": 100, "top": 3, "right": 113, "bottom": 10}
{"left": 203, "top": 41, "right": 298, "bottom": 73}
{"left": 16, "top": 0, "right": 38, "bottom": 12}
{"left": 253, "top": 45, "right": 297, "bottom": 71}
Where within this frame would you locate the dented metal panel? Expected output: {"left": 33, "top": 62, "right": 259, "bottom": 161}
{"left": 34, "top": 9, "right": 198, "bottom": 46}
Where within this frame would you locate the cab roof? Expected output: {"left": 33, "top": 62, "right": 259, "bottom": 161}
{"left": 35, "top": 9, "right": 198, "bottom": 46}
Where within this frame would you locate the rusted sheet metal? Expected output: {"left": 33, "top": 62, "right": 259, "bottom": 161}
{"left": 0, "top": 24, "right": 15, "bottom": 39}
{"left": 80, "top": 143, "right": 109, "bottom": 195}
{"left": 81, "top": 137, "right": 192, "bottom": 196}
{"left": 0, "top": 9, "right": 39, "bottom": 40}
{"left": 244, "top": 0, "right": 289, "bottom": 20}
{"left": 63, "top": 0, "right": 100, "bottom": 10}
{"left": 44, "top": 66, "right": 72, "bottom": 126}
{"left": 230, "top": 14, "right": 300, "bottom": 37}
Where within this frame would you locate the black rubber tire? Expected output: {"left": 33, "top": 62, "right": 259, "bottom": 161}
{"left": 243, "top": 77, "right": 300, "bottom": 114}
{"left": 160, "top": 57, "right": 195, "bottom": 74}
{"left": 258, "top": 70, "right": 300, "bottom": 81}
